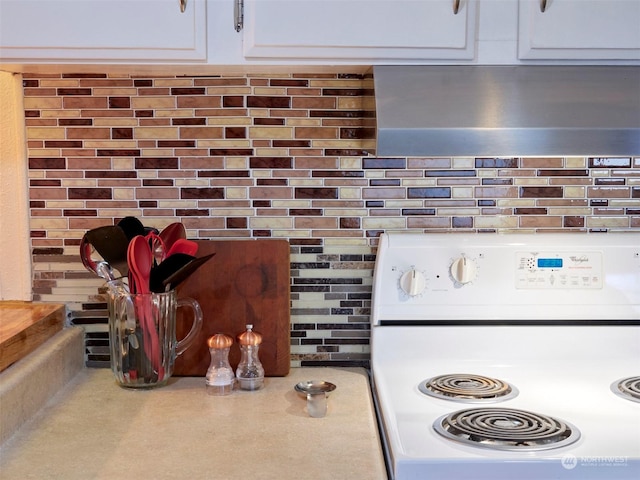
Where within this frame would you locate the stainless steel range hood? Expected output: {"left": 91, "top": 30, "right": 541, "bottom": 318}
{"left": 373, "top": 65, "right": 640, "bottom": 157}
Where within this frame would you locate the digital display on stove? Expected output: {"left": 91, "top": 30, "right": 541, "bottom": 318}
{"left": 537, "top": 258, "right": 563, "bottom": 268}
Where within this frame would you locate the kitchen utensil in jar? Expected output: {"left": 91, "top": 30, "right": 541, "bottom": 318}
{"left": 148, "top": 253, "right": 194, "bottom": 293}
{"left": 159, "top": 222, "right": 187, "bottom": 252}
{"left": 165, "top": 238, "right": 198, "bottom": 257}
{"left": 80, "top": 233, "right": 117, "bottom": 282}
{"left": 82, "top": 225, "right": 131, "bottom": 277}
{"left": 117, "top": 216, "right": 146, "bottom": 241}
{"left": 126, "top": 235, "right": 162, "bottom": 374}
{"left": 161, "top": 252, "right": 215, "bottom": 291}
{"left": 108, "top": 289, "right": 203, "bottom": 388}
{"left": 127, "top": 235, "right": 153, "bottom": 294}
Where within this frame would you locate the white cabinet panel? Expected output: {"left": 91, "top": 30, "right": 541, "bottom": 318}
{"left": 518, "top": 0, "right": 640, "bottom": 60}
{"left": 0, "top": 0, "right": 207, "bottom": 62}
{"left": 243, "top": 0, "right": 477, "bottom": 61}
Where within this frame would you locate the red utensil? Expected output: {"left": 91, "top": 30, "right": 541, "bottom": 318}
{"left": 165, "top": 238, "right": 198, "bottom": 257}
{"left": 127, "top": 235, "right": 163, "bottom": 378}
{"left": 159, "top": 222, "right": 186, "bottom": 252}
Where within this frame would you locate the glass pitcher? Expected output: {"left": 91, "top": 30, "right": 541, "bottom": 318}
{"left": 108, "top": 288, "right": 202, "bottom": 388}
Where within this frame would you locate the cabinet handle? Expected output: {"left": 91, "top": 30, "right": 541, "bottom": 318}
{"left": 453, "top": 0, "right": 461, "bottom": 15}
{"left": 179, "top": 0, "right": 187, "bottom": 13}
{"left": 540, "top": 0, "right": 547, "bottom": 12}
{"left": 235, "top": 0, "right": 244, "bottom": 32}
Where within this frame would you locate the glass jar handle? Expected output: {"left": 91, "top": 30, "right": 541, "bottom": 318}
{"left": 175, "top": 297, "right": 203, "bottom": 356}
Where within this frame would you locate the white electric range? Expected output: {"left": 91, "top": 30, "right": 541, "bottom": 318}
{"left": 371, "top": 233, "right": 640, "bottom": 480}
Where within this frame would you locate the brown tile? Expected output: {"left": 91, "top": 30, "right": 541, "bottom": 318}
{"left": 225, "top": 127, "right": 246, "bottom": 139}
{"left": 57, "top": 88, "right": 92, "bottom": 96}
{"left": 475, "top": 186, "right": 518, "bottom": 198}
{"left": 292, "top": 97, "right": 336, "bottom": 109}
{"left": 271, "top": 79, "right": 309, "bottom": 87}
{"left": 138, "top": 88, "right": 171, "bottom": 96}
{"left": 587, "top": 186, "right": 630, "bottom": 198}
{"left": 564, "top": 216, "right": 585, "bottom": 227}
{"left": 135, "top": 158, "right": 179, "bottom": 169}
{"left": 248, "top": 187, "right": 293, "bottom": 199}
{"left": 226, "top": 217, "right": 248, "bottom": 228}
{"left": 108, "top": 97, "right": 130, "bottom": 108}
{"left": 519, "top": 186, "right": 563, "bottom": 198}
{"left": 340, "top": 217, "right": 361, "bottom": 229}
{"left": 63, "top": 97, "right": 107, "bottom": 108}
{"left": 96, "top": 148, "right": 140, "bottom": 157}
{"left": 69, "top": 188, "right": 112, "bottom": 200}
{"left": 407, "top": 217, "right": 450, "bottom": 228}
{"left": 521, "top": 157, "right": 563, "bottom": 168}
{"left": 171, "top": 87, "right": 206, "bottom": 95}
{"left": 29, "top": 158, "right": 66, "bottom": 169}
{"left": 295, "top": 217, "right": 338, "bottom": 229}
{"left": 172, "top": 118, "right": 206, "bottom": 126}
{"left": 250, "top": 157, "right": 292, "bottom": 169}
{"left": 519, "top": 216, "right": 562, "bottom": 228}
{"left": 295, "top": 127, "right": 337, "bottom": 139}
{"left": 248, "top": 96, "right": 291, "bottom": 108}
{"left": 295, "top": 188, "right": 338, "bottom": 199}
{"left": 179, "top": 127, "right": 224, "bottom": 139}
{"left": 539, "top": 169, "right": 588, "bottom": 176}
{"left": 177, "top": 96, "right": 221, "bottom": 108}
{"left": 515, "top": 208, "right": 548, "bottom": 215}
{"left": 67, "top": 128, "right": 110, "bottom": 139}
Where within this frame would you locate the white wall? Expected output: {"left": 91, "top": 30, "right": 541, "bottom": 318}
{"left": 0, "top": 71, "right": 31, "bottom": 300}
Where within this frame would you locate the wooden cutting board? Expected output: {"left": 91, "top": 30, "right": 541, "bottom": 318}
{"left": 0, "top": 302, "right": 64, "bottom": 372}
{"left": 173, "top": 240, "right": 290, "bottom": 377}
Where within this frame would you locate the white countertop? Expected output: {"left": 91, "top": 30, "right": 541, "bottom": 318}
{"left": 0, "top": 367, "right": 387, "bottom": 480}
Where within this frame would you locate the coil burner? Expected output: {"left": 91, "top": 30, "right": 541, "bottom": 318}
{"left": 612, "top": 376, "right": 640, "bottom": 403}
{"left": 434, "top": 407, "right": 580, "bottom": 451}
{"left": 419, "top": 374, "right": 518, "bottom": 403}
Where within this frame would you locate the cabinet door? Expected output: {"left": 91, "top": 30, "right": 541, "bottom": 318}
{"left": 243, "top": 0, "right": 476, "bottom": 61}
{"left": 518, "top": 0, "right": 640, "bottom": 60}
{"left": 0, "top": 0, "right": 207, "bottom": 62}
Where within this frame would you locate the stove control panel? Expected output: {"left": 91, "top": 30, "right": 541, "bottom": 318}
{"left": 372, "top": 233, "right": 640, "bottom": 323}
{"left": 515, "top": 251, "right": 603, "bottom": 289}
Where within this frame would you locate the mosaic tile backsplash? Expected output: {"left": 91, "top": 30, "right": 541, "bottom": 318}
{"left": 22, "top": 72, "right": 640, "bottom": 368}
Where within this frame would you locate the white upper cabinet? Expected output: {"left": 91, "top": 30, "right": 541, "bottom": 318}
{"left": 1, "top": 0, "right": 638, "bottom": 67}
{"left": 0, "top": 0, "right": 207, "bottom": 62}
{"left": 518, "top": 0, "right": 640, "bottom": 60}
{"left": 242, "top": 0, "right": 477, "bottom": 61}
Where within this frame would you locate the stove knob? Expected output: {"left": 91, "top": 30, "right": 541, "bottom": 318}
{"left": 450, "top": 257, "right": 477, "bottom": 285}
{"left": 399, "top": 269, "right": 427, "bottom": 296}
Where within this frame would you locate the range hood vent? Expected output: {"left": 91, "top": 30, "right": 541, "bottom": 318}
{"left": 374, "top": 65, "right": 640, "bottom": 157}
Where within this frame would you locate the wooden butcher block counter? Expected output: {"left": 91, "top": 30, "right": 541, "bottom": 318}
{"left": 0, "top": 301, "right": 65, "bottom": 372}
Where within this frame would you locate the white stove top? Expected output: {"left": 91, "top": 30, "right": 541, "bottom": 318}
{"left": 370, "top": 233, "right": 640, "bottom": 480}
